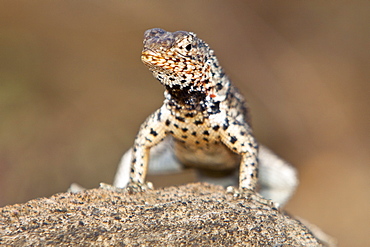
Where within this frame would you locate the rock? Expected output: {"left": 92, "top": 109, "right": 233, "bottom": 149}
{"left": 0, "top": 183, "right": 326, "bottom": 246}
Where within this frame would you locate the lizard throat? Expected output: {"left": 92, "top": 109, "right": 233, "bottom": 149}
{"left": 165, "top": 85, "right": 221, "bottom": 115}
{"left": 165, "top": 85, "right": 206, "bottom": 110}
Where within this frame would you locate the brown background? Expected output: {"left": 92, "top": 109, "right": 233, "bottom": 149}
{"left": 0, "top": 1, "right": 369, "bottom": 246}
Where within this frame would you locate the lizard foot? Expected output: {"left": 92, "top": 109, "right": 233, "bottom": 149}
{"left": 99, "top": 182, "right": 153, "bottom": 194}
{"left": 226, "top": 186, "right": 280, "bottom": 210}
{"left": 226, "top": 186, "right": 254, "bottom": 198}
{"left": 99, "top": 183, "right": 126, "bottom": 192}
{"left": 125, "top": 182, "right": 154, "bottom": 194}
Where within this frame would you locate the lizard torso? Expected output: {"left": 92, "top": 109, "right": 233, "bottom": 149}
{"left": 129, "top": 28, "right": 258, "bottom": 192}
{"left": 164, "top": 83, "right": 246, "bottom": 171}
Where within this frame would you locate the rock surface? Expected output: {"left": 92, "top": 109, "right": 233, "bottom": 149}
{"left": 0, "top": 183, "right": 323, "bottom": 246}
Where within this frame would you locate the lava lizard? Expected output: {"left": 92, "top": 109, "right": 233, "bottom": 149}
{"left": 114, "top": 28, "right": 298, "bottom": 206}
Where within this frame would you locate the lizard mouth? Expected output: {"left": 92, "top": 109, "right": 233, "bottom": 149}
{"left": 141, "top": 52, "right": 176, "bottom": 73}
{"left": 141, "top": 50, "right": 198, "bottom": 75}
{"left": 141, "top": 50, "right": 166, "bottom": 67}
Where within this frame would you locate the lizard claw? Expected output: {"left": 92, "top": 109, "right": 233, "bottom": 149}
{"left": 99, "top": 182, "right": 124, "bottom": 191}
{"left": 125, "top": 182, "right": 154, "bottom": 194}
{"left": 226, "top": 186, "right": 280, "bottom": 210}
{"left": 226, "top": 186, "right": 254, "bottom": 198}
{"left": 99, "top": 182, "right": 154, "bottom": 194}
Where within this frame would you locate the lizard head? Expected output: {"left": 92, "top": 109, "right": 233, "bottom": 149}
{"left": 141, "top": 28, "right": 219, "bottom": 92}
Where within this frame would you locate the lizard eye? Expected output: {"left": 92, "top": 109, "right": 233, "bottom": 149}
{"left": 185, "top": 44, "right": 192, "bottom": 51}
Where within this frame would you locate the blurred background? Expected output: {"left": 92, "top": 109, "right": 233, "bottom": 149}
{"left": 0, "top": 1, "right": 369, "bottom": 245}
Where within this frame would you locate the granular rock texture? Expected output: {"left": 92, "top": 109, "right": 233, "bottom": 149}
{"left": 0, "top": 183, "right": 323, "bottom": 246}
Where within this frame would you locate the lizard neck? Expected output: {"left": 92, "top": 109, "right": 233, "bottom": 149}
{"left": 163, "top": 65, "right": 231, "bottom": 117}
